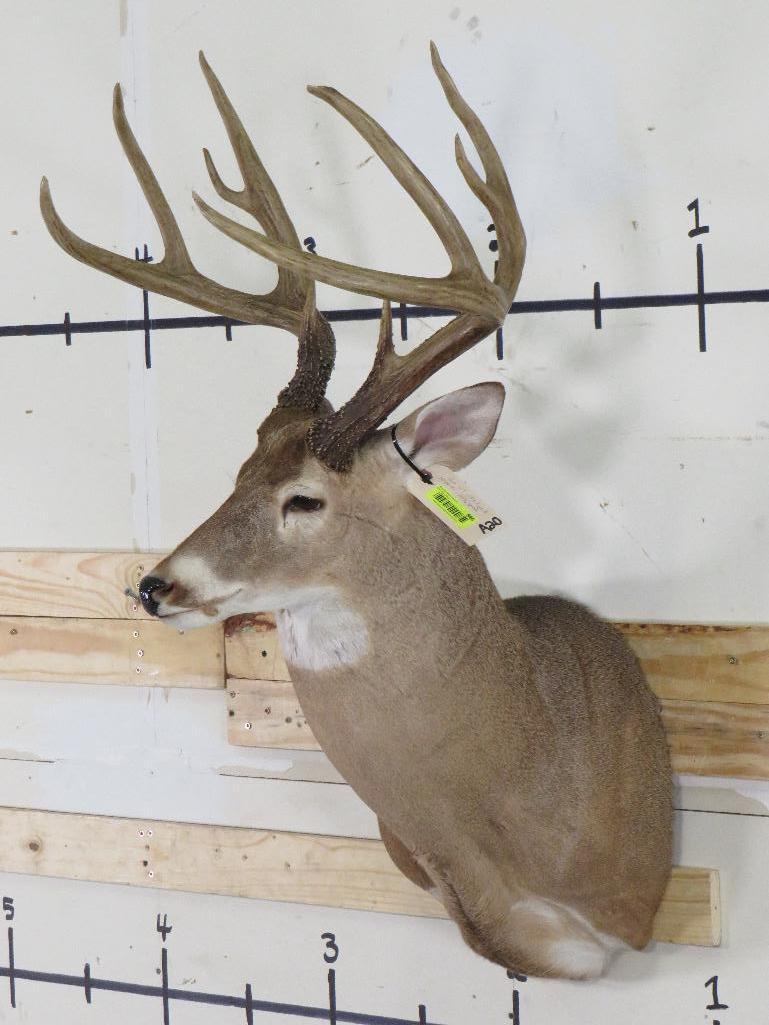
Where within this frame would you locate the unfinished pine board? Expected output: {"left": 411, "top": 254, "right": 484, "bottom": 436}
{"left": 225, "top": 678, "right": 769, "bottom": 780}
{"left": 0, "top": 550, "right": 157, "bottom": 619}
{"left": 225, "top": 613, "right": 291, "bottom": 681}
{"left": 0, "top": 616, "right": 224, "bottom": 688}
{"left": 226, "top": 617, "right": 769, "bottom": 702}
{"left": 649, "top": 865, "right": 721, "bottom": 946}
{"left": 228, "top": 678, "right": 315, "bottom": 748}
{"left": 0, "top": 806, "right": 717, "bottom": 945}
{"left": 619, "top": 622, "right": 769, "bottom": 704}
{"left": 661, "top": 698, "right": 769, "bottom": 779}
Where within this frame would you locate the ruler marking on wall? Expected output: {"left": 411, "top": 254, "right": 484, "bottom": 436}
{"left": 0, "top": 217, "right": 761, "bottom": 359}
{"left": 0, "top": 956, "right": 437, "bottom": 1025}
{"left": 6, "top": 926, "right": 15, "bottom": 1009}
{"left": 2, "top": 285, "right": 764, "bottom": 342}
{"left": 329, "top": 968, "right": 338, "bottom": 1025}
{"left": 134, "top": 243, "right": 154, "bottom": 369}
{"left": 161, "top": 945, "right": 170, "bottom": 1025}
{"left": 696, "top": 242, "right": 707, "bottom": 352}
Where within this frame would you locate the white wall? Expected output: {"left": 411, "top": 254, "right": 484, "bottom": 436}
{"left": 1, "top": 0, "right": 768, "bottom": 1020}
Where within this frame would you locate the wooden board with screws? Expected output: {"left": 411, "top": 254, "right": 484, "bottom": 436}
{"left": 0, "top": 805, "right": 720, "bottom": 946}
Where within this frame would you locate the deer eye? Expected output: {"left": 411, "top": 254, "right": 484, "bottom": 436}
{"left": 283, "top": 494, "right": 325, "bottom": 515}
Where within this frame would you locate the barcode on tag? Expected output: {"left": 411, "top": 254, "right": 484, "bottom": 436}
{"left": 406, "top": 465, "right": 504, "bottom": 545}
{"left": 428, "top": 485, "right": 477, "bottom": 527}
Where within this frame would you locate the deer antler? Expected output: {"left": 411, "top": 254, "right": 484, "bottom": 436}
{"left": 41, "top": 45, "right": 524, "bottom": 467}
{"left": 40, "top": 53, "right": 334, "bottom": 413}
{"left": 193, "top": 43, "right": 526, "bottom": 469}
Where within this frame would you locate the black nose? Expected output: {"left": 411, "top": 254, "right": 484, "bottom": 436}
{"left": 139, "top": 575, "right": 170, "bottom": 617}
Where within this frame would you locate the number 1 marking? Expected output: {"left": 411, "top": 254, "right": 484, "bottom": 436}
{"left": 705, "top": 974, "right": 728, "bottom": 1010}
{"left": 687, "top": 197, "right": 710, "bottom": 237}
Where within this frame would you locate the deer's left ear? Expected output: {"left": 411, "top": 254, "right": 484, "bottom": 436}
{"left": 390, "top": 381, "right": 505, "bottom": 472}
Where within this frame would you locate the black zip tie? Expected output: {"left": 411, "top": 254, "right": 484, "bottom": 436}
{"left": 391, "top": 425, "right": 432, "bottom": 483}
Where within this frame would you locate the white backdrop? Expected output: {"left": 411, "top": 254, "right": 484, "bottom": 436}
{"left": 1, "top": 0, "right": 768, "bottom": 1021}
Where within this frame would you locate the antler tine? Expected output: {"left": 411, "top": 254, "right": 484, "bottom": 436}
{"left": 196, "top": 52, "right": 334, "bottom": 409}
{"left": 111, "top": 84, "right": 192, "bottom": 272}
{"left": 306, "top": 44, "right": 526, "bottom": 471}
{"left": 198, "top": 51, "right": 308, "bottom": 311}
{"left": 430, "top": 42, "right": 525, "bottom": 296}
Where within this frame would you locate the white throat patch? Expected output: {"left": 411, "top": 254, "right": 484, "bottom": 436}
{"left": 277, "top": 595, "right": 369, "bottom": 672}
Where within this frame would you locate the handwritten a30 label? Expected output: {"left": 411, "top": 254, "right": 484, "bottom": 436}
{"left": 407, "top": 465, "right": 503, "bottom": 545}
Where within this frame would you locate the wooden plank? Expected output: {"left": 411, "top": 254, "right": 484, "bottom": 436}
{"left": 225, "top": 613, "right": 291, "bottom": 681}
{"left": 227, "top": 617, "right": 769, "bottom": 704}
{"left": 618, "top": 622, "right": 769, "bottom": 704}
{"left": 0, "top": 550, "right": 157, "bottom": 619}
{"left": 661, "top": 698, "right": 769, "bottom": 779}
{"left": 228, "top": 678, "right": 316, "bottom": 748}
{"left": 0, "top": 806, "right": 717, "bottom": 945}
{"left": 650, "top": 865, "right": 720, "bottom": 946}
{"left": 1, "top": 550, "right": 767, "bottom": 706}
{"left": 227, "top": 678, "right": 769, "bottom": 780}
{"left": 0, "top": 616, "right": 224, "bottom": 688}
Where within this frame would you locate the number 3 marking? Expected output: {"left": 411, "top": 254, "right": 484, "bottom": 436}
{"left": 321, "top": 932, "right": 339, "bottom": 963}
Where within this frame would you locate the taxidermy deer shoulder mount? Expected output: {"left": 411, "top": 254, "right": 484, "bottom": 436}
{"left": 41, "top": 44, "right": 672, "bottom": 979}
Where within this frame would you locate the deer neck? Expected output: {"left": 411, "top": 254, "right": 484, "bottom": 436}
{"left": 275, "top": 525, "right": 511, "bottom": 686}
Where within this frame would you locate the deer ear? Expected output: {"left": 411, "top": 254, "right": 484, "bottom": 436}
{"left": 392, "top": 382, "right": 505, "bottom": 472}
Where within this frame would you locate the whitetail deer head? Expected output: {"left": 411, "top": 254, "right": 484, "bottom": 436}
{"left": 41, "top": 44, "right": 524, "bottom": 631}
{"left": 42, "top": 47, "right": 672, "bottom": 980}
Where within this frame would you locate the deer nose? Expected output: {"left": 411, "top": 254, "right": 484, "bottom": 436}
{"left": 138, "top": 575, "right": 171, "bottom": 617}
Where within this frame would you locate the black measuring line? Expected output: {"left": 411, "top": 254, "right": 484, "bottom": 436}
{"left": 135, "top": 243, "right": 154, "bottom": 369}
{"left": 161, "top": 944, "right": 170, "bottom": 1025}
{"left": 0, "top": 958, "right": 438, "bottom": 1025}
{"left": 696, "top": 242, "right": 706, "bottom": 353}
{"left": 329, "top": 967, "right": 338, "bottom": 1025}
{"left": 6, "top": 927, "right": 14, "bottom": 1009}
{"left": 510, "top": 988, "right": 520, "bottom": 1025}
{"left": 0, "top": 233, "right": 752, "bottom": 358}
{"left": 5, "top": 284, "right": 769, "bottom": 354}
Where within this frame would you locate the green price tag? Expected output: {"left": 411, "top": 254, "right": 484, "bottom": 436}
{"left": 427, "top": 484, "right": 477, "bottom": 527}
